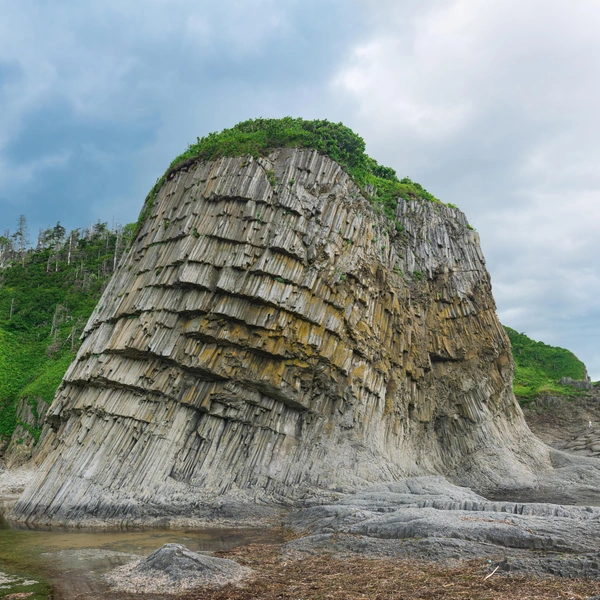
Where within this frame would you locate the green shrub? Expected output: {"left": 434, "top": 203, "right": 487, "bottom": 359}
{"left": 136, "top": 118, "right": 444, "bottom": 232}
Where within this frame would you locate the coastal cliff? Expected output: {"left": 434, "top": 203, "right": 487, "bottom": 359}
{"left": 11, "top": 140, "right": 553, "bottom": 525}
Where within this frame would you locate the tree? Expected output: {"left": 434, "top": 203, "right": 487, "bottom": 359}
{"left": 52, "top": 222, "right": 66, "bottom": 245}
{"left": 38, "top": 227, "right": 54, "bottom": 251}
{"left": 0, "top": 235, "right": 12, "bottom": 267}
{"left": 13, "top": 215, "right": 29, "bottom": 266}
{"left": 67, "top": 228, "right": 80, "bottom": 266}
{"left": 52, "top": 222, "right": 66, "bottom": 272}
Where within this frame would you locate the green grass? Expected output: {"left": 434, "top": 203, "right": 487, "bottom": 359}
{"left": 19, "top": 350, "right": 74, "bottom": 404}
{"left": 0, "top": 329, "right": 45, "bottom": 439}
{"left": 505, "top": 327, "right": 587, "bottom": 402}
{"left": 136, "top": 117, "right": 444, "bottom": 233}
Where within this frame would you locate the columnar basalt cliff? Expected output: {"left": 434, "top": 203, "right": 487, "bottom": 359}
{"left": 12, "top": 147, "right": 555, "bottom": 525}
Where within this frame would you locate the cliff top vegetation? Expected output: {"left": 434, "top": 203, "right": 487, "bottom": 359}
{"left": 505, "top": 326, "right": 588, "bottom": 401}
{"left": 139, "top": 118, "right": 442, "bottom": 230}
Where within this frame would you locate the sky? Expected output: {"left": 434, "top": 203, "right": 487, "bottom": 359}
{"left": 1, "top": 0, "right": 600, "bottom": 378}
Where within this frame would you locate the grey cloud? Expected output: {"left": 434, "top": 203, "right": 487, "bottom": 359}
{"left": 0, "top": 0, "right": 367, "bottom": 229}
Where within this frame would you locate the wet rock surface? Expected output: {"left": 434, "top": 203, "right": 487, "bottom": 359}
{"left": 284, "top": 476, "right": 600, "bottom": 579}
{"left": 103, "top": 543, "right": 252, "bottom": 594}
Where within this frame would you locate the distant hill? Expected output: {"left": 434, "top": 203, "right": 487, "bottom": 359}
{"left": 504, "top": 326, "right": 588, "bottom": 402}
{"left": 0, "top": 220, "right": 133, "bottom": 444}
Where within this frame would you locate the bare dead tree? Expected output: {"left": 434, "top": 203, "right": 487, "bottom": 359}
{"left": 14, "top": 215, "right": 29, "bottom": 266}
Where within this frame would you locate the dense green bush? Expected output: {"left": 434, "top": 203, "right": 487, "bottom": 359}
{"left": 139, "top": 117, "right": 442, "bottom": 231}
{"left": 505, "top": 327, "right": 587, "bottom": 401}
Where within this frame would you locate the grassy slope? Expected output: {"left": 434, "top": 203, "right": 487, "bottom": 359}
{"left": 504, "top": 326, "right": 587, "bottom": 402}
{"left": 137, "top": 117, "right": 447, "bottom": 233}
{"left": 0, "top": 223, "right": 133, "bottom": 442}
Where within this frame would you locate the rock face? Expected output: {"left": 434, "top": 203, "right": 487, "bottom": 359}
{"left": 284, "top": 476, "right": 600, "bottom": 579}
{"left": 560, "top": 376, "right": 593, "bottom": 390}
{"left": 522, "top": 393, "right": 600, "bottom": 451}
{"left": 10, "top": 148, "right": 563, "bottom": 525}
{"left": 2, "top": 397, "right": 48, "bottom": 469}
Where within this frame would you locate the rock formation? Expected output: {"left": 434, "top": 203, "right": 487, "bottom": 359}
{"left": 284, "top": 476, "right": 600, "bottom": 579}
{"left": 9, "top": 147, "right": 577, "bottom": 526}
{"left": 104, "top": 543, "right": 252, "bottom": 594}
{"left": 2, "top": 397, "right": 48, "bottom": 469}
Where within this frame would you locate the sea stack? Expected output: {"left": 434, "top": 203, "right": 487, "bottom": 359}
{"left": 11, "top": 121, "right": 552, "bottom": 526}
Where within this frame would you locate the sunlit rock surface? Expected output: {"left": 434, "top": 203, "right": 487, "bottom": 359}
{"left": 11, "top": 148, "right": 563, "bottom": 525}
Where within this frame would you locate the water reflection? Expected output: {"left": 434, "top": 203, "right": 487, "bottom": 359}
{"left": 0, "top": 514, "right": 281, "bottom": 599}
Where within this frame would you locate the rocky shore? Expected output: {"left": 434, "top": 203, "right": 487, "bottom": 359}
{"left": 4, "top": 392, "right": 600, "bottom": 596}
{"left": 4, "top": 463, "right": 600, "bottom": 589}
{"left": 172, "top": 543, "right": 600, "bottom": 600}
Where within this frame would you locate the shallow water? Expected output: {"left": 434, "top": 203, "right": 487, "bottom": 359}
{"left": 0, "top": 514, "right": 282, "bottom": 599}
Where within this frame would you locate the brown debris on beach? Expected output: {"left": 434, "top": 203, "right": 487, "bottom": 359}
{"left": 169, "top": 543, "right": 600, "bottom": 600}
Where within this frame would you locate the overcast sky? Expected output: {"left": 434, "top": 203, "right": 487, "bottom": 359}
{"left": 1, "top": 0, "right": 599, "bottom": 378}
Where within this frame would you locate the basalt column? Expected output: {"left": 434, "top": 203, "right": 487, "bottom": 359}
{"left": 11, "top": 148, "right": 550, "bottom": 526}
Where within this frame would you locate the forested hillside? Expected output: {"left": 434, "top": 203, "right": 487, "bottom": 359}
{"left": 0, "top": 217, "right": 133, "bottom": 443}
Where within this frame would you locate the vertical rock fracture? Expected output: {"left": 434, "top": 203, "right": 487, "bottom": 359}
{"left": 11, "top": 148, "right": 551, "bottom": 525}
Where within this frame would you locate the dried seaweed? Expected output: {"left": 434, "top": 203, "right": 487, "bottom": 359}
{"left": 168, "top": 544, "right": 600, "bottom": 600}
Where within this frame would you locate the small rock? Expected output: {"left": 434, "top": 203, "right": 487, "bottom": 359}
{"left": 103, "top": 543, "right": 252, "bottom": 594}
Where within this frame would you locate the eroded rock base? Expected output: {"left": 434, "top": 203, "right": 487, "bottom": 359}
{"left": 284, "top": 476, "right": 600, "bottom": 580}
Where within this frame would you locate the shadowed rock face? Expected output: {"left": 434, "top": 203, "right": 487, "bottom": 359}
{"left": 11, "top": 148, "right": 554, "bottom": 526}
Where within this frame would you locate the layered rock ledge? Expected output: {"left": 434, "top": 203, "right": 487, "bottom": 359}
{"left": 285, "top": 476, "right": 600, "bottom": 580}
{"left": 10, "top": 148, "right": 600, "bottom": 526}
